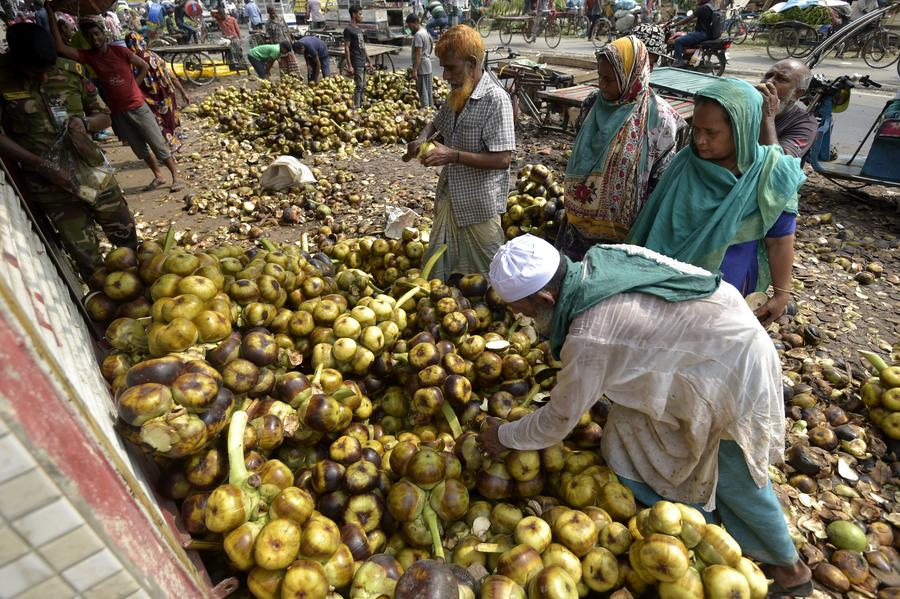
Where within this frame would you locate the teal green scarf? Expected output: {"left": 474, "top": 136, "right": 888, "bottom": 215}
{"left": 549, "top": 245, "right": 721, "bottom": 359}
{"left": 625, "top": 78, "right": 805, "bottom": 292}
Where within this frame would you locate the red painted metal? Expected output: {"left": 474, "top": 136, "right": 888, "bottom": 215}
{"left": 0, "top": 313, "right": 210, "bottom": 598}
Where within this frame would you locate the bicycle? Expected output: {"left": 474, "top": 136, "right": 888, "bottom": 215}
{"left": 484, "top": 45, "right": 532, "bottom": 127}
{"left": 523, "top": 9, "right": 562, "bottom": 47}
{"left": 723, "top": 7, "right": 757, "bottom": 44}
{"left": 861, "top": 5, "right": 900, "bottom": 68}
{"left": 483, "top": 45, "right": 571, "bottom": 130}
{"left": 558, "top": 5, "right": 587, "bottom": 36}
{"left": 863, "top": 28, "right": 900, "bottom": 67}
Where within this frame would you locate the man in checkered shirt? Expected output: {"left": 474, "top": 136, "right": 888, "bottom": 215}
{"left": 404, "top": 25, "right": 515, "bottom": 281}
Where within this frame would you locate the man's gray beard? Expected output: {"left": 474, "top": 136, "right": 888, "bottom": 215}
{"left": 778, "top": 97, "right": 797, "bottom": 115}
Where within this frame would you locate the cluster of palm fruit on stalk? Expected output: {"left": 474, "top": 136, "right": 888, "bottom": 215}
{"left": 860, "top": 352, "right": 900, "bottom": 441}
{"left": 503, "top": 164, "right": 565, "bottom": 242}
{"left": 92, "top": 227, "right": 775, "bottom": 598}
{"left": 197, "top": 72, "right": 447, "bottom": 155}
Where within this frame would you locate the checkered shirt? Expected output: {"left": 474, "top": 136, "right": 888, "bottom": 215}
{"left": 433, "top": 73, "right": 516, "bottom": 228}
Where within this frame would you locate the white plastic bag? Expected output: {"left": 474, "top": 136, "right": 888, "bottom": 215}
{"left": 259, "top": 156, "right": 316, "bottom": 191}
{"left": 384, "top": 205, "right": 418, "bottom": 239}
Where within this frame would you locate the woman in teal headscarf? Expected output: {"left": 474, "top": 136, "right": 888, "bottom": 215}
{"left": 626, "top": 77, "right": 806, "bottom": 325}
{"left": 558, "top": 36, "right": 685, "bottom": 261}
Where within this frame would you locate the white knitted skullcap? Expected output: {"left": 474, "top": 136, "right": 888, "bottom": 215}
{"left": 489, "top": 234, "right": 561, "bottom": 303}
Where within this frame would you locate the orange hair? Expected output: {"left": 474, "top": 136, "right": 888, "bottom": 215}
{"left": 435, "top": 25, "right": 484, "bottom": 66}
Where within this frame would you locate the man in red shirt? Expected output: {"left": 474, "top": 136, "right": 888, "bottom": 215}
{"left": 48, "top": 7, "right": 183, "bottom": 192}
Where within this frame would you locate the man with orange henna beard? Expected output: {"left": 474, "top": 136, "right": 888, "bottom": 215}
{"left": 403, "top": 25, "right": 515, "bottom": 281}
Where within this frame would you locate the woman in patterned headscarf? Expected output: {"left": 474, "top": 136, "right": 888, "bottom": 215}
{"left": 124, "top": 30, "right": 190, "bottom": 152}
{"left": 559, "top": 36, "right": 686, "bottom": 261}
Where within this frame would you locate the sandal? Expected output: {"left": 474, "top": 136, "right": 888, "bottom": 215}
{"left": 767, "top": 579, "right": 813, "bottom": 598}
{"left": 170, "top": 181, "right": 185, "bottom": 192}
{"left": 142, "top": 178, "right": 164, "bottom": 192}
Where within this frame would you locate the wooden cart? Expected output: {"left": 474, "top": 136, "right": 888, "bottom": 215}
{"left": 154, "top": 40, "right": 244, "bottom": 85}
{"left": 495, "top": 15, "right": 535, "bottom": 45}
{"left": 325, "top": 40, "right": 402, "bottom": 74}
{"left": 293, "top": 31, "right": 401, "bottom": 74}
{"left": 537, "top": 83, "right": 696, "bottom": 135}
{"left": 535, "top": 67, "right": 717, "bottom": 135}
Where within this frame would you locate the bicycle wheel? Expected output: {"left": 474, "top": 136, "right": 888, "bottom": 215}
{"left": 790, "top": 25, "right": 817, "bottom": 58}
{"left": 477, "top": 16, "right": 494, "bottom": 37}
{"left": 523, "top": 19, "right": 537, "bottom": 43}
{"left": 726, "top": 19, "right": 748, "bottom": 44}
{"left": 701, "top": 51, "right": 727, "bottom": 76}
{"left": 863, "top": 30, "right": 900, "bottom": 68}
{"left": 573, "top": 14, "right": 587, "bottom": 35}
{"left": 766, "top": 27, "right": 796, "bottom": 60}
{"left": 182, "top": 51, "right": 216, "bottom": 85}
{"left": 544, "top": 21, "right": 562, "bottom": 48}
{"left": 499, "top": 21, "right": 512, "bottom": 44}
{"left": 544, "top": 20, "right": 561, "bottom": 48}
{"left": 167, "top": 53, "right": 183, "bottom": 75}
{"left": 590, "top": 18, "right": 611, "bottom": 47}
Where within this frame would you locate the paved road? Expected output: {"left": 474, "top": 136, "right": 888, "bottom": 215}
{"left": 389, "top": 30, "right": 895, "bottom": 157}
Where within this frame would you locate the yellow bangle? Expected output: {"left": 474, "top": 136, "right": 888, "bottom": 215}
{"left": 773, "top": 286, "right": 792, "bottom": 295}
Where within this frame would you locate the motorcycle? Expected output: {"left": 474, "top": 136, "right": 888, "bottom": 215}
{"left": 805, "top": 73, "right": 899, "bottom": 190}
{"left": 656, "top": 24, "right": 730, "bottom": 77}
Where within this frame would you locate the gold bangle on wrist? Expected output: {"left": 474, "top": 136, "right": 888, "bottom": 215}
{"left": 773, "top": 285, "right": 792, "bottom": 295}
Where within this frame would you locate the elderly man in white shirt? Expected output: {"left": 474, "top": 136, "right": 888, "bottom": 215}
{"left": 478, "top": 235, "right": 812, "bottom": 598}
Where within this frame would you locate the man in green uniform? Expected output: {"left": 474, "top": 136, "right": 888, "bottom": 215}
{"left": 0, "top": 23, "right": 137, "bottom": 281}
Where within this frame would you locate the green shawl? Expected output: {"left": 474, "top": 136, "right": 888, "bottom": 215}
{"left": 549, "top": 245, "right": 721, "bottom": 359}
{"left": 625, "top": 78, "right": 805, "bottom": 292}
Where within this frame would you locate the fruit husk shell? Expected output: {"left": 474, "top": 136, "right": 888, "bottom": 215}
{"left": 814, "top": 562, "right": 851, "bottom": 592}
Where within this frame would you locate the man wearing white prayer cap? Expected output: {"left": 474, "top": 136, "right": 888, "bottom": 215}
{"left": 480, "top": 235, "right": 812, "bottom": 596}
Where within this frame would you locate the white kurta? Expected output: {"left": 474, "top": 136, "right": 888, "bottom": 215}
{"left": 498, "top": 283, "right": 785, "bottom": 510}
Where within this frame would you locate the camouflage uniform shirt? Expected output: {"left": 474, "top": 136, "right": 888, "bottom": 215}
{"left": 0, "top": 55, "right": 137, "bottom": 280}
{"left": 0, "top": 55, "right": 110, "bottom": 183}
